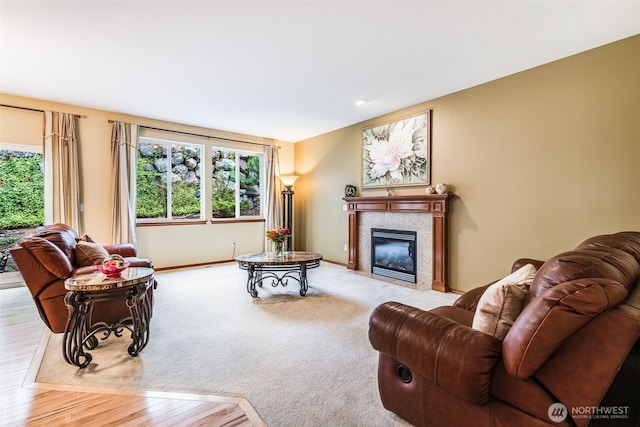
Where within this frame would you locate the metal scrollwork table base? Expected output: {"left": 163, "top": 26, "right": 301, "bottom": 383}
{"left": 235, "top": 252, "right": 323, "bottom": 297}
{"left": 63, "top": 267, "right": 154, "bottom": 368}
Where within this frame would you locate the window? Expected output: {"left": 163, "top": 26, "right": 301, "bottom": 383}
{"left": 136, "top": 136, "right": 264, "bottom": 222}
{"left": 137, "top": 138, "right": 204, "bottom": 221}
{"left": 0, "top": 144, "right": 44, "bottom": 273}
{"left": 211, "top": 148, "right": 262, "bottom": 219}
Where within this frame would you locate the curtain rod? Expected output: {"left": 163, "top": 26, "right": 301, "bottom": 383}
{"left": 0, "top": 103, "right": 84, "bottom": 118}
{"left": 108, "top": 120, "right": 278, "bottom": 148}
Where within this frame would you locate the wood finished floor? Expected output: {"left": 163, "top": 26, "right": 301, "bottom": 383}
{"left": 0, "top": 285, "right": 266, "bottom": 426}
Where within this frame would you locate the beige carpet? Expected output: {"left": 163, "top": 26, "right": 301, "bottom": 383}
{"left": 35, "top": 261, "right": 458, "bottom": 426}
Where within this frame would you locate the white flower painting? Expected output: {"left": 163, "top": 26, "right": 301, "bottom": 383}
{"left": 362, "top": 111, "right": 430, "bottom": 188}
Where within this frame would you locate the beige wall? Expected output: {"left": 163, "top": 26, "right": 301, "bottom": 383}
{"left": 0, "top": 94, "right": 295, "bottom": 268}
{"left": 295, "top": 35, "right": 640, "bottom": 292}
{"left": 2, "top": 35, "right": 638, "bottom": 285}
{"left": 0, "top": 107, "right": 42, "bottom": 148}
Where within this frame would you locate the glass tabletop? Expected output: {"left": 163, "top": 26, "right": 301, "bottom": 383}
{"left": 235, "top": 251, "right": 323, "bottom": 266}
{"left": 65, "top": 267, "right": 155, "bottom": 291}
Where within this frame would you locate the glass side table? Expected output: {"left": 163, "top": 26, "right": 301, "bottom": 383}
{"left": 63, "top": 267, "right": 154, "bottom": 368}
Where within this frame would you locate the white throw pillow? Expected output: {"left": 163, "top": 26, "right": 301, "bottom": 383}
{"left": 472, "top": 264, "right": 538, "bottom": 340}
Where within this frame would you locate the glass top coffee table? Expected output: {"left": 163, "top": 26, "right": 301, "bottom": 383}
{"left": 63, "top": 267, "right": 154, "bottom": 368}
{"left": 235, "top": 251, "right": 323, "bottom": 297}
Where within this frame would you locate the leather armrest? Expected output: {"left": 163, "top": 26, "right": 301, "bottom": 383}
{"left": 369, "top": 301, "right": 502, "bottom": 405}
{"left": 103, "top": 243, "right": 137, "bottom": 258}
{"left": 512, "top": 258, "right": 545, "bottom": 273}
{"left": 101, "top": 244, "right": 153, "bottom": 268}
{"left": 453, "top": 284, "right": 492, "bottom": 311}
{"left": 73, "top": 265, "right": 99, "bottom": 275}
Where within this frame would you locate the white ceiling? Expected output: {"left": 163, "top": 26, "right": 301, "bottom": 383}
{"left": 1, "top": 1, "right": 639, "bottom": 142}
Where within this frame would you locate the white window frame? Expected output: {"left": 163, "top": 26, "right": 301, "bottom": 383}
{"left": 136, "top": 137, "right": 205, "bottom": 223}
{"left": 210, "top": 147, "right": 265, "bottom": 221}
{"left": 136, "top": 136, "right": 265, "bottom": 223}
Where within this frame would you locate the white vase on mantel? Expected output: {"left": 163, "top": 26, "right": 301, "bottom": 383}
{"left": 425, "top": 185, "right": 436, "bottom": 194}
{"left": 435, "top": 183, "right": 448, "bottom": 194}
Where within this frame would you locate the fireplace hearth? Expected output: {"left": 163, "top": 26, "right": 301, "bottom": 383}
{"left": 371, "top": 228, "right": 417, "bottom": 283}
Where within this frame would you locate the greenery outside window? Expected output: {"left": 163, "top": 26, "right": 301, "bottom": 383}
{"left": 212, "top": 148, "right": 262, "bottom": 219}
{"left": 137, "top": 138, "right": 204, "bottom": 221}
{"left": 0, "top": 147, "right": 44, "bottom": 228}
{"left": 0, "top": 144, "right": 44, "bottom": 273}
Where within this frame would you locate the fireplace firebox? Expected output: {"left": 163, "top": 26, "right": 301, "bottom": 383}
{"left": 371, "top": 228, "right": 417, "bottom": 283}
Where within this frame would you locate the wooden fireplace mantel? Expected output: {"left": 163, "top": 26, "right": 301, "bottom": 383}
{"left": 343, "top": 194, "right": 453, "bottom": 292}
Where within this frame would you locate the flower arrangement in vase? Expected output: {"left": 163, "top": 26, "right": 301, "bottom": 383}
{"left": 265, "top": 227, "right": 290, "bottom": 258}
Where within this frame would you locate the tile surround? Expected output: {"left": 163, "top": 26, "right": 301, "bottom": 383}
{"left": 358, "top": 211, "right": 433, "bottom": 291}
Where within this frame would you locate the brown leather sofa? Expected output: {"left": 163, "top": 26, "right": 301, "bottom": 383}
{"left": 369, "top": 232, "right": 640, "bottom": 427}
{"left": 10, "top": 223, "right": 157, "bottom": 333}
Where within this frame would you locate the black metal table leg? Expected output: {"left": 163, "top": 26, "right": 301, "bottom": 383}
{"left": 300, "top": 263, "right": 308, "bottom": 296}
{"left": 126, "top": 282, "right": 150, "bottom": 356}
{"left": 63, "top": 291, "right": 94, "bottom": 368}
{"left": 247, "top": 264, "right": 258, "bottom": 297}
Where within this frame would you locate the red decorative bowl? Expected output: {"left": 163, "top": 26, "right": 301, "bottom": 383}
{"left": 97, "top": 263, "right": 130, "bottom": 277}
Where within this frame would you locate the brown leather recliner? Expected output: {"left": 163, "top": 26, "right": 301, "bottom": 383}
{"left": 369, "top": 232, "right": 640, "bottom": 427}
{"left": 10, "top": 223, "right": 157, "bottom": 333}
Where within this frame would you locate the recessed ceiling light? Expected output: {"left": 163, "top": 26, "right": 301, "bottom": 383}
{"left": 355, "top": 98, "right": 368, "bottom": 106}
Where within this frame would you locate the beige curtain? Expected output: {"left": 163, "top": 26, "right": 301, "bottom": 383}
{"left": 110, "top": 122, "right": 139, "bottom": 245}
{"left": 43, "top": 111, "right": 81, "bottom": 232}
{"left": 264, "top": 145, "right": 282, "bottom": 250}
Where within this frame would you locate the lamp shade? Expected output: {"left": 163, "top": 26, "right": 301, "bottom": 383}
{"left": 279, "top": 175, "right": 299, "bottom": 188}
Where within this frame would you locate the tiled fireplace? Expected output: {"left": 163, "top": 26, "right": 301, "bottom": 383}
{"left": 343, "top": 194, "right": 452, "bottom": 292}
{"left": 371, "top": 227, "right": 419, "bottom": 283}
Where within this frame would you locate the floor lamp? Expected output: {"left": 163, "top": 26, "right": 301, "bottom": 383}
{"left": 279, "top": 175, "right": 299, "bottom": 251}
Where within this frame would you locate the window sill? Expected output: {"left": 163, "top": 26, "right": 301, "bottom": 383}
{"left": 137, "top": 220, "right": 207, "bottom": 227}
{"left": 210, "top": 218, "right": 265, "bottom": 224}
{"left": 136, "top": 219, "right": 265, "bottom": 226}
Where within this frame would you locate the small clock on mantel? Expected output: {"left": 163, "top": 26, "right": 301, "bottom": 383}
{"left": 344, "top": 185, "right": 357, "bottom": 197}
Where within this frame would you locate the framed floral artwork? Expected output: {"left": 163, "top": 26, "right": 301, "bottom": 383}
{"left": 362, "top": 110, "right": 431, "bottom": 189}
